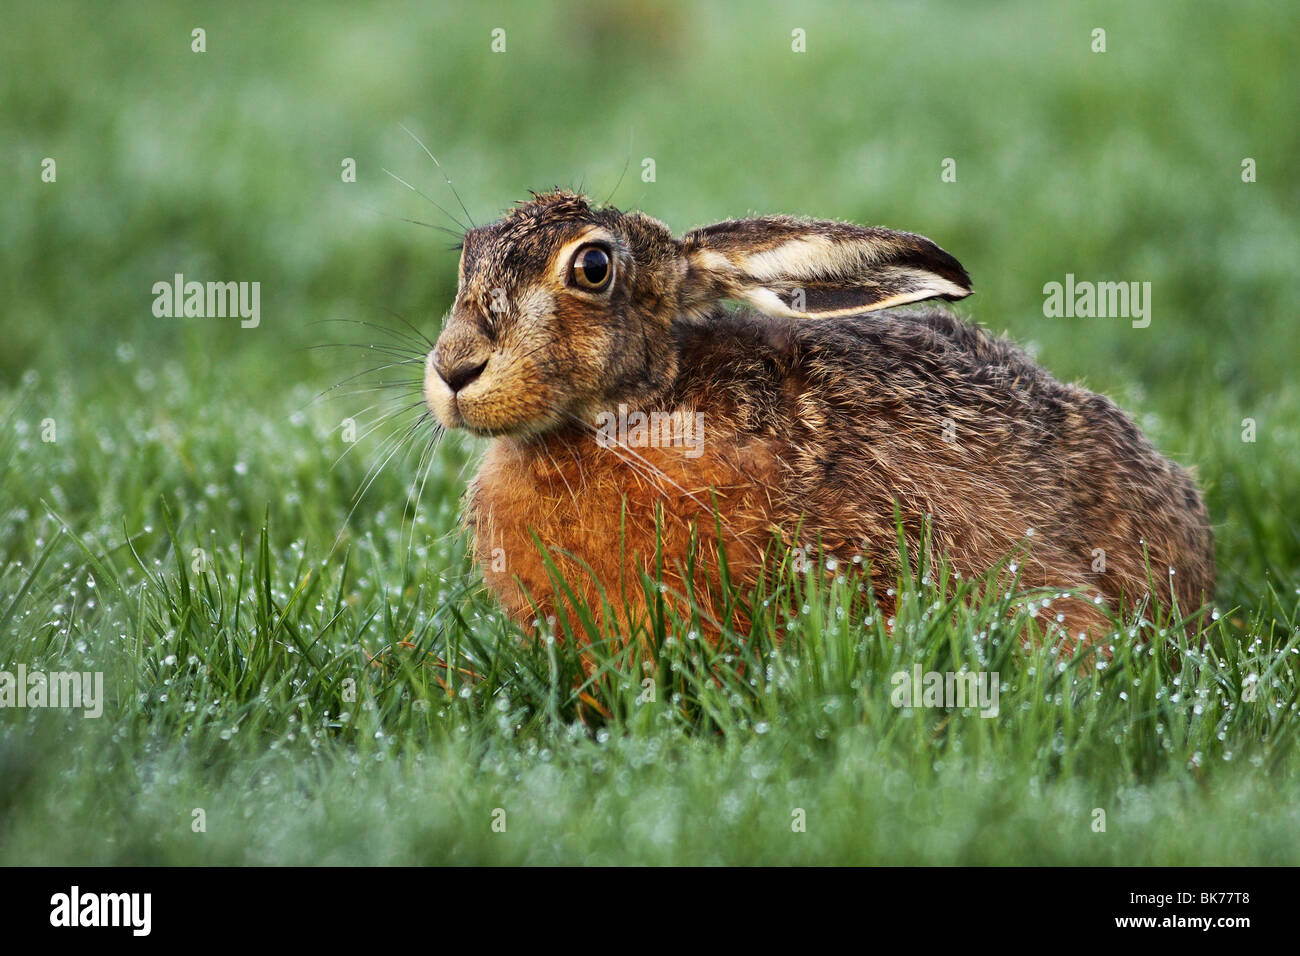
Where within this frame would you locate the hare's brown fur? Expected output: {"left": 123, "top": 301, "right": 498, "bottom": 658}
{"left": 426, "top": 191, "right": 1215, "bottom": 649}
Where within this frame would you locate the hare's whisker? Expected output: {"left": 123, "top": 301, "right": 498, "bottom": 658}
{"left": 402, "top": 417, "right": 443, "bottom": 565}
{"left": 326, "top": 408, "right": 432, "bottom": 559}
{"left": 354, "top": 201, "right": 465, "bottom": 241}
{"left": 399, "top": 217, "right": 466, "bottom": 241}
{"left": 307, "top": 361, "right": 426, "bottom": 409}
{"left": 382, "top": 167, "right": 468, "bottom": 235}
{"left": 329, "top": 382, "right": 424, "bottom": 398}
{"left": 310, "top": 316, "right": 433, "bottom": 352}
{"left": 338, "top": 408, "right": 431, "bottom": 524}
{"left": 398, "top": 123, "right": 476, "bottom": 229}
{"left": 329, "top": 398, "right": 428, "bottom": 471}
{"left": 305, "top": 344, "right": 425, "bottom": 363}
{"left": 600, "top": 128, "right": 636, "bottom": 207}
{"left": 379, "top": 307, "right": 439, "bottom": 351}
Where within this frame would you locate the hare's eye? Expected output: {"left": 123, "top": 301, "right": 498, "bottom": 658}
{"left": 570, "top": 244, "right": 613, "bottom": 291}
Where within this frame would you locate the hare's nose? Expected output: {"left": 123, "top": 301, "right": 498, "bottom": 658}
{"left": 435, "top": 354, "right": 488, "bottom": 393}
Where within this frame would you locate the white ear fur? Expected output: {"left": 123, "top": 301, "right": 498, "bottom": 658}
{"left": 682, "top": 219, "right": 972, "bottom": 318}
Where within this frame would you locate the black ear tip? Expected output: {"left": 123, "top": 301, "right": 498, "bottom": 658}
{"left": 907, "top": 230, "right": 971, "bottom": 288}
{"left": 933, "top": 248, "right": 973, "bottom": 295}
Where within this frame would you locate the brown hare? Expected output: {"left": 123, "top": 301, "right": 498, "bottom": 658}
{"left": 423, "top": 190, "right": 1214, "bottom": 651}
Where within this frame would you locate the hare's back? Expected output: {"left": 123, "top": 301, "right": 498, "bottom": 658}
{"left": 674, "top": 306, "right": 1063, "bottom": 427}
{"left": 674, "top": 306, "right": 1214, "bottom": 612}
{"left": 797, "top": 307, "right": 1058, "bottom": 399}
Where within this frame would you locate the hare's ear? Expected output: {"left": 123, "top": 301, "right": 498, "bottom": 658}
{"left": 679, "top": 217, "right": 971, "bottom": 318}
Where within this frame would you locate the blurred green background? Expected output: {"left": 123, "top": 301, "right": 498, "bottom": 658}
{"left": 0, "top": 1, "right": 1298, "bottom": 865}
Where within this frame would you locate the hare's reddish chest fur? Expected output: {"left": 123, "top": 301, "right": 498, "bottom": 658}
{"left": 465, "top": 428, "right": 785, "bottom": 635}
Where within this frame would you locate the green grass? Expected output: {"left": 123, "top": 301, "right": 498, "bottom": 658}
{"left": 1, "top": 0, "right": 1297, "bottom": 864}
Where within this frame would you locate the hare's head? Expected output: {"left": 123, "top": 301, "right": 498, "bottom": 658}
{"left": 426, "top": 190, "right": 971, "bottom": 436}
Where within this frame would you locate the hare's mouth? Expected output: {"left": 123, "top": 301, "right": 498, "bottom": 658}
{"left": 423, "top": 351, "right": 560, "bottom": 438}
